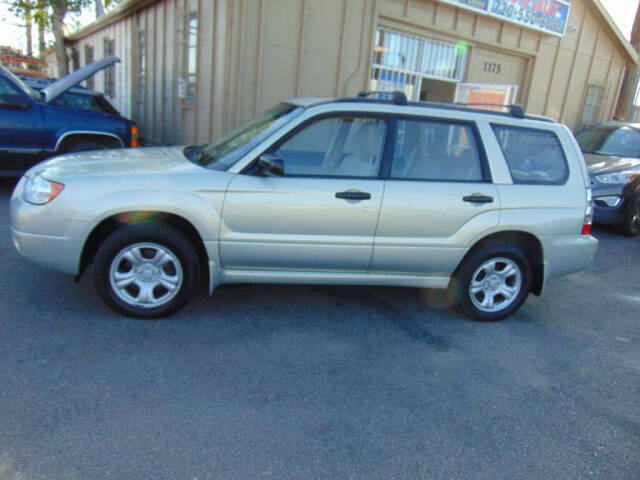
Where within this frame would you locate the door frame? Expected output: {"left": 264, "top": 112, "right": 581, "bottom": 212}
{"left": 379, "top": 114, "right": 493, "bottom": 183}
{"left": 239, "top": 110, "right": 395, "bottom": 180}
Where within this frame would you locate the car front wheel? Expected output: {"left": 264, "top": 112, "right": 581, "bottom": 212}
{"left": 455, "top": 244, "right": 532, "bottom": 321}
{"left": 618, "top": 196, "right": 640, "bottom": 236}
{"left": 94, "top": 225, "right": 200, "bottom": 319}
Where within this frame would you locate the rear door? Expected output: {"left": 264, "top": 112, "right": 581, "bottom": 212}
{"left": 220, "top": 114, "right": 388, "bottom": 272}
{"left": 372, "top": 116, "right": 500, "bottom": 276}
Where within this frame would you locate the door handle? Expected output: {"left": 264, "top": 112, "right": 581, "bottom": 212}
{"left": 335, "top": 191, "right": 371, "bottom": 200}
{"left": 463, "top": 194, "right": 494, "bottom": 204}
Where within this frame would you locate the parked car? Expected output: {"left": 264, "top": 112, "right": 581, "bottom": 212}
{"left": 10, "top": 92, "right": 598, "bottom": 321}
{"left": 576, "top": 122, "right": 640, "bottom": 236}
{"left": 0, "top": 57, "right": 137, "bottom": 175}
{"left": 19, "top": 75, "right": 121, "bottom": 117}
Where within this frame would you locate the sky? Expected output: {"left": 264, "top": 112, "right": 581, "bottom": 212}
{"left": 0, "top": 0, "right": 638, "bottom": 55}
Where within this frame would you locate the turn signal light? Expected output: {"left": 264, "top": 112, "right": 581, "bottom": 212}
{"left": 131, "top": 125, "right": 139, "bottom": 148}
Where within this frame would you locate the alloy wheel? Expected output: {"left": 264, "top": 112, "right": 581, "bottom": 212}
{"left": 469, "top": 257, "right": 522, "bottom": 313}
{"left": 109, "top": 242, "right": 183, "bottom": 308}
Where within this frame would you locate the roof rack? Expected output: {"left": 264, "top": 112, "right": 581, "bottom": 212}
{"left": 332, "top": 95, "right": 554, "bottom": 123}
{"left": 357, "top": 90, "right": 408, "bottom": 105}
{"left": 455, "top": 103, "right": 525, "bottom": 119}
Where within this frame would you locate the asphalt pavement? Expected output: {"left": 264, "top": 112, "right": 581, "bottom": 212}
{"left": 1, "top": 178, "right": 639, "bottom": 480}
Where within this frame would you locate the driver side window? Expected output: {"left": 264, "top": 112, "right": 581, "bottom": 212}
{"left": 274, "top": 116, "right": 387, "bottom": 177}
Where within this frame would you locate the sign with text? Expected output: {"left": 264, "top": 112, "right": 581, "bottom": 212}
{"left": 439, "top": 0, "right": 571, "bottom": 37}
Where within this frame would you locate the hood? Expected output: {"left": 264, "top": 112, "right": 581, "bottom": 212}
{"left": 30, "top": 146, "right": 204, "bottom": 179}
{"left": 42, "top": 56, "right": 120, "bottom": 103}
{"left": 583, "top": 152, "right": 640, "bottom": 176}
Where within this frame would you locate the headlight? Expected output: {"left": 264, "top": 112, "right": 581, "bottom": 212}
{"left": 594, "top": 171, "right": 638, "bottom": 184}
{"left": 23, "top": 174, "right": 65, "bottom": 205}
{"left": 594, "top": 195, "right": 622, "bottom": 208}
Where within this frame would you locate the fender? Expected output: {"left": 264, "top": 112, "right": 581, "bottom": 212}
{"left": 622, "top": 175, "right": 640, "bottom": 208}
{"left": 55, "top": 131, "right": 125, "bottom": 151}
{"left": 79, "top": 188, "right": 221, "bottom": 241}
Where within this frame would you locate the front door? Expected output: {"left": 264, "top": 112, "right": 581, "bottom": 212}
{"left": 372, "top": 117, "right": 500, "bottom": 276}
{"left": 0, "top": 76, "right": 44, "bottom": 171}
{"left": 220, "top": 115, "right": 388, "bottom": 272}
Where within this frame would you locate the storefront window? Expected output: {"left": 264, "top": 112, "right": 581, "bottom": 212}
{"left": 456, "top": 83, "right": 519, "bottom": 111}
{"left": 371, "top": 28, "right": 468, "bottom": 101}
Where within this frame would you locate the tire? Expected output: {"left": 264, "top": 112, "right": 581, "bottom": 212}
{"left": 618, "top": 196, "right": 640, "bottom": 237}
{"left": 65, "top": 141, "right": 106, "bottom": 153}
{"left": 94, "top": 224, "right": 200, "bottom": 319}
{"left": 453, "top": 243, "right": 532, "bottom": 322}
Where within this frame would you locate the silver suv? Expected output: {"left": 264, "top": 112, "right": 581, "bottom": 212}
{"left": 10, "top": 92, "right": 598, "bottom": 321}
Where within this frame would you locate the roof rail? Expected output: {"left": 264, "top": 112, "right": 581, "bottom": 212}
{"left": 357, "top": 90, "right": 408, "bottom": 105}
{"left": 330, "top": 96, "right": 555, "bottom": 123}
{"left": 455, "top": 103, "right": 525, "bottom": 119}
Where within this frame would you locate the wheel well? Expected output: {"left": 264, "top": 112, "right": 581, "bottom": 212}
{"left": 78, "top": 211, "right": 209, "bottom": 282}
{"left": 58, "top": 134, "right": 122, "bottom": 152}
{"left": 455, "top": 231, "right": 544, "bottom": 295}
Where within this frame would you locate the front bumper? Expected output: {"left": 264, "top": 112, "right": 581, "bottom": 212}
{"left": 593, "top": 204, "right": 626, "bottom": 225}
{"left": 591, "top": 182, "right": 627, "bottom": 226}
{"left": 10, "top": 228, "right": 80, "bottom": 275}
{"left": 10, "top": 179, "right": 86, "bottom": 275}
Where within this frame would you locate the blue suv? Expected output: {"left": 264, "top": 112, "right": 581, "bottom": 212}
{"left": 0, "top": 57, "right": 137, "bottom": 175}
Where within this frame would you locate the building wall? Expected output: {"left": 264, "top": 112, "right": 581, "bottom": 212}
{"left": 65, "top": 0, "right": 632, "bottom": 145}
{"left": 71, "top": 16, "right": 134, "bottom": 120}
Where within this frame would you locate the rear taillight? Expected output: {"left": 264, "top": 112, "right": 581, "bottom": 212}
{"left": 582, "top": 188, "right": 593, "bottom": 235}
{"left": 131, "top": 125, "right": 139, "bottom": 148}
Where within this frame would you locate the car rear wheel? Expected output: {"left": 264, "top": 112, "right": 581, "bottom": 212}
{"left": 94, "top": 225, "right": 200, "bottom": 319}
{"left": 454, "top": 243, "right": 532, "bottom": 321}
{"left": 618, "top": 196, "right": 640, "bottom": 236}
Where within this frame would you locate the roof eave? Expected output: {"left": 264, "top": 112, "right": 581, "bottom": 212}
{"left": 65, "top": 0, "right": 162, "bottom": 42}
{"left": 591, "top": 0, "right": 639, "bottom": 65}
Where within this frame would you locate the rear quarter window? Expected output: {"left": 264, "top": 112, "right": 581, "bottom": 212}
{"left": 492, "top": 125, "right": 569, "bottom": 185}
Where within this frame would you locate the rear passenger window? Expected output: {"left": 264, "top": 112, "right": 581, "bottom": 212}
{"left": 492, "top": 125, "right": 568, "bottom": 185}
{"left": 390, "top": 119, "right": 484, "bottom": 182}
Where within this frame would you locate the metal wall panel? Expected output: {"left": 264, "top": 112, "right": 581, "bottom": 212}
{"left": 62, "top": 0, "right": 631, "bottom": 144}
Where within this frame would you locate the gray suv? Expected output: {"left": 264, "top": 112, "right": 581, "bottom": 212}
{"left": 10, "top": 92, "right": 598, "bottom": 321}
{"left": 576, "top": 122, "right": 640, "bottom": 236}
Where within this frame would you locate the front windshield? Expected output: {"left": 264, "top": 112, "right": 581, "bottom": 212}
{"left": 576, "top": 125, "right": 640, "bottom": 158}
{"left": 194, "top": 103, "right": 304, "bottom": 170}
{"left": 0, "top": 66, "right": 41, "bottom": 102}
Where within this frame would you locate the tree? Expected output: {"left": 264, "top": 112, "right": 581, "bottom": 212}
{"left": 34, "top": 0, "right": 48, "bottom": 55}
{"left": 94, "top": 0, "right": 104, "bottom": 17}
{"left": 10, "top": 0, "right": 120, "bottom": 75}
{"left": 9, "top": 0, "right": 34, "bottom": 56}
{"left": 49, "top": 0, "right": 91, "bottom": 76}
{"left": 94, "top": 0, "right": 120, "bottom": 18}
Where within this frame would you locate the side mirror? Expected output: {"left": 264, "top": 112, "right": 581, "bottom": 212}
{"left": 0, "top": 94, "right": 32, "bottom": 111}
{"left": 258, "top": 153, "right": 284, "bottom": 176}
